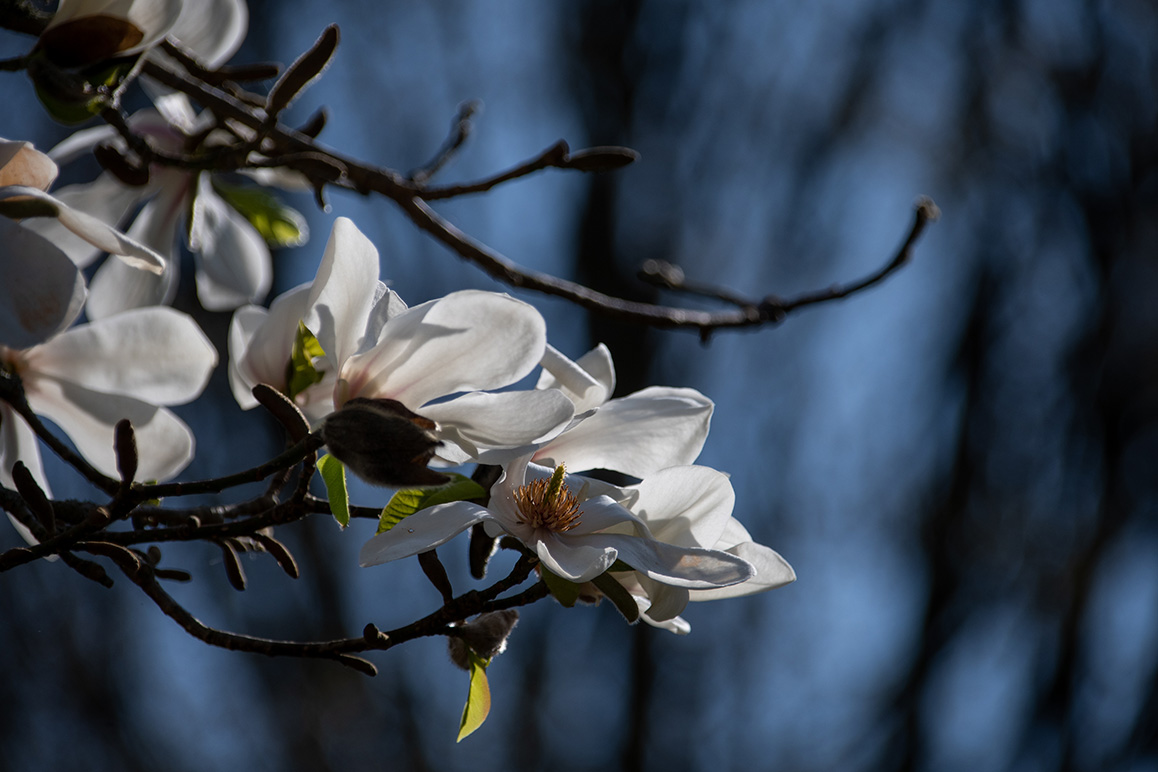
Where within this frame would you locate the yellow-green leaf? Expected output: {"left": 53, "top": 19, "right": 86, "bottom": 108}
{"left": 316, "top": 453, "right": 349, "bottom": 528}
{"left": 285, "top": 321, "right": 325, "bottom": 400}
{"left": 457, "top": 651, "right": 492, "bottom": 742}
{"left": 377, "top": 473, "right": 486, "bottom": 535}
{"left": 212, "top": 181, "right": 309, "bottom": 248}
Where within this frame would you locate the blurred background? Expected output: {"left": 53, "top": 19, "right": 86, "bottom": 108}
{"left": 2, "top": 0, "right": 1157, "bottom": 770}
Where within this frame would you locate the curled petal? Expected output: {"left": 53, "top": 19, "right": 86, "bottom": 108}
{"left": 534, "top": 532, "right": 617, "bottom": 584}
{"left": 26, "top": 307, "right": 216, "bottom": 405}
{"left": 0, "top": 186, "right": 164, "bottom": 274}
{"left": 690, "top": 543, "right": 796, "bottom": 601}
{"left": 575, "top": 532, "right": 755, "bottom": 590}
{"left": 537, "top": 344, "right": 612, "bottom": 413}
{"left": 0, "top": 139, "right": 58, "bottom": 190}
{"left": 359, "top": 502, "right": 489, "bottom": 567}
{"left": 166, "top": 0, "right": 247, "bottom": 66}
{"left": 340, "top": 290, "right": 546, "bottom": 408}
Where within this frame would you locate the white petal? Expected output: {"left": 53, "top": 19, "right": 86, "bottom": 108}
{"left": 536, "top": 344, "right": 610, "bottom": 413}
{"left": 690, "top": 544, "right": 796, "bottom": 601}
{"left": 629, "top": 466, "right": 735, "bottom": 549}
{"left": 190, "top": 181, "right": 271, "bottom": 310}
{"left": 635, "top": 575, "right": 690, "bottom": 622}
{"left": 0, "top": 218, "right": 86, "bottom": 349}
{"left": 533, "top": 386, "right": 713, "bottom": 478}
{"left": 358, "top": 502, "right": 488, "bottom": 567}
{"left": 422, "top": 389, "right": 574, "bottom": 464}
{"left": 641, "top": 613, "right": 691, "bottom": 635}
{"left": 18, "top": 173, "right": 147, "bottom": 268}
{"left": 228, "top": 305, "right": 271, "bottom": 409}
{"left": 27, "top": 379, "right": 195, "bottom": 481}
{"left": 577, "top": 533, "right": 755, "bottom": 589}
{"left": 27, "top": 307, "right": 216, "bottom": 405}
{"left": 534, "top": 532, "right": 617, "bottom": 583}
{"left": 340, "top": 290, "right": 546, "bottom": 408}
{"left": 47, "top": 125, "right": 119, "bottom": 165}
{"left": 303, "top": 218, "right": 381, "bottom": 371}
{"left": 166, "top": 0, "right": 247, "bottom": 66}
{"left": 359, "top": 284, "right": 407, "bottom": 352}
{"left": 0, "top": 186, "right": 165, "bottom": 273}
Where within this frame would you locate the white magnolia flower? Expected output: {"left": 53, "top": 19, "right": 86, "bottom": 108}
{"left": 517, "top": 343, "right": 713, "bottom": 478}
{"left": 230, "top": 217, "right": 574, "bottom": 462}
{"left": 360, "top": 455, "right": 756, "bottom": 592}
{"left": 25, "top": 96, "right": 291, "bottom": 318}
{"left": 609, "top": 466, "right": 796, "bottom": 634}
{"left": 1, "top": 278, "right": 217, "bottom": 542}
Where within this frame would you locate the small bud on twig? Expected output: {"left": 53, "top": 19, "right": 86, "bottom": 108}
{"left": 448, "top": 610, "right": 520, "bottom": 670}
{"left": 322, "top": 398, "right": 450, "bottom": 488}
{"left": 12, "top": 461, "right": 54, "bottom": 535}
{"left": 114, "top": 418, "right": 138, "bottom": 483}
{"left": 252, "top": 383, "right": 310, "bottom": 442}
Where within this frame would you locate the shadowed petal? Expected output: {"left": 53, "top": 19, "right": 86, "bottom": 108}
{"left": 576, "top": 532, "right": 755, "bottom": 589}
{"left": 359, "top": 502, "right": 489, "bottom": 567}
{"left": 0, "top": 218, "right": 86, "bottom": 348}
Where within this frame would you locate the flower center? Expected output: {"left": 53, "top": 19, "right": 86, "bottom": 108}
{"left": 514, "top": 465, "right": 582, "bottom": 533}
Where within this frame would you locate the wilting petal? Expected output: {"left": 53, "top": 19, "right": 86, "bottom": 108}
{"left": 537, "top": 344, "right": 611, "bottom": 413}
{"left": 340, "top": 290, "right": 546, "bottom": 408}
{"left": 166, "top": 0, "right": 247, "bottom": 66}
{"left": 190, "top": 180, "right": 271, "bottom": 310}
{"left": 359, "top": 501, "right": 489, "bottom": 567}
{"left": 629, "top": 466, "right": 735, "bottom": 550}
{"left": 534, "top": 532, "right": 617, "bottom": 584}
{"left": 579, "top": 532, "right": 754, "bottom": 590}
{"left": 0, "top": 186, "right": 164, "bottom": 274}
{"left": 0, "top": 218, "right": 86, "bottom": 348}
{"left": 690, "top": 543, "right": 796, "bottom": 601}
{"left": 533, "top": 386, "right": 712, "bottom": 478}
{"left": 423, "top": 389, "right": 575, "bottom": 465}
{"left": 303, "top": 218, "right": 381, "bottom": 371}
{"left": 0, "top": 139, "right": 58, "bottom": 190}
{"left": 26, "top": 307, "right": 216, "bottom": 405}
{"left": 19, "top": 173, "right": 147, "bottom": 267}
{"left": 27, "top": 379, "right": 195, "bottom": 481}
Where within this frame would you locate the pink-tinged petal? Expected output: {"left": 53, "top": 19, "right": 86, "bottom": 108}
{"left": 166, "top": 0, "right": 247, "bottom": 66}
{"left": 533, "top": 386, "right": 713, "bottom": 479}
{"left": 536, "top": 344, "right": 610, "bottom": 413}
{"left": 0, "top": 139, "right": 58, "bottom": 190}
{"left": 190, "top": 181, "right": 271, "bottom": 310}
{"left": 575, "top": 533, "right": 754, "bottom": 589}
{"left": 421, "top": 389, "right": 575, "bottom": 465}
{"left": 690, "top": 543, "right": 796, "bottom": 601}
{"left": 27, "top": 307, "right": 216, "bottom": 405}
{"left": 0, "top": 219, "right": 86, "bottom": 349}
{"left": 340, "top": 290, "right": 546, "bottom": 408}
{"left": 20, "top": 174, "right": 149, "bottom": 268}
{"left": 534, "top": 532, "right": 617, "bottom": 584}
{"left": 0, "top": 186, "right": 165, "bottom": 274}
{"left": 628, "top": 466, "right": 735, "bottom": 549}
{"left": 359, "top": 502, "right": 489, "bottom": 567}
{"left": 303, "top": 218, "right": 381, "bottom": 371}
{"left": 27, "top": 380, "right": 195, "bottom": 481}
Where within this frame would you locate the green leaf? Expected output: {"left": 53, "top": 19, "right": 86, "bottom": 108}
{"left": 285, "top": 321, "right": 326, "bottom": 400}
{"left": 316, "top": 453, "right": 349, "bottom": 528}
{"left": 457, "top": 650, "right": 492, "bottom": 742}
{"left": 541, "top": 569, "right": 582, "bottom": 608}
{"left": 592, "top": 571, "right": 641, "bottom": 623}
{"left": 30, "top": 56, "right": 133, "bottom": 125}
{"left": 212, "top": 180, "right": 309, "bottom": 248}
{"left": 377, "top": 473, "right": 486, "bottom": 535}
